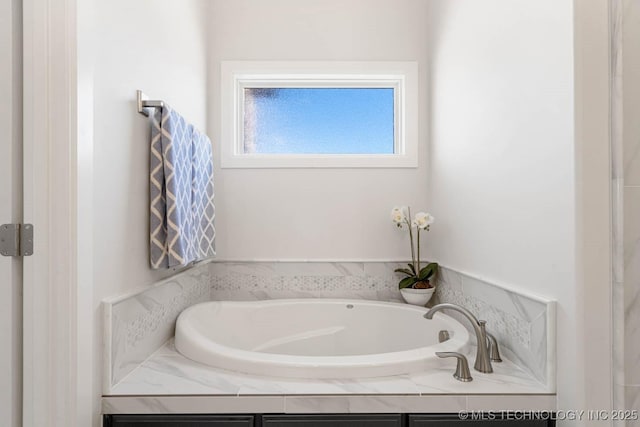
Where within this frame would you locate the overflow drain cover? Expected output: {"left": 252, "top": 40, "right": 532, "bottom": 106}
{"left": 346, "top": 304, "right": 354, "bottom": 309}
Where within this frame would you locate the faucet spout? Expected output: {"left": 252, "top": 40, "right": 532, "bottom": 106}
{"left": 424, "top": 303, "right": 493, "bottom": 373}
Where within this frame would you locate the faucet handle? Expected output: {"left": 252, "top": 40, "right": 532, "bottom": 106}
{"left": 478, "top": 320, "right": 488, "bottom": 336}
{"left": 486, "top": 332, "right": 503, "bottom": 362}
{"left": 479, "top": 320, "right": 502, "bottom": 363}
{"left": 436, "top": 352, "right": 473, "bottom": 382}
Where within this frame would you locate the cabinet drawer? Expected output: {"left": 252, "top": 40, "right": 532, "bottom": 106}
{"left": 261, "top": 414, "right": 403, "bottom": 427}
{"left": 103, "top": 414, "right": 255, "bottom": 427}
{"left": 408, "top": 414, "right": 554, "bottom": 427}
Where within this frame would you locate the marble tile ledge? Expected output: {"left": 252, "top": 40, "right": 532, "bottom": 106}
{"left": 103, "top": 394, "right": 557, "bottom": 415}
{"left": 103, "top": 340, "right": 555, "bottom": 414}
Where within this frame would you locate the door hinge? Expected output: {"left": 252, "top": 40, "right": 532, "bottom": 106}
{"left": 0, "top": 224, "right": 34, "bottom": 257}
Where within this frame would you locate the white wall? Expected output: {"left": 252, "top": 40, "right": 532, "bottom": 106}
{"left": 90, "top": 0, "right": 209, "bottom": 423}
{"left": 207, "top": 0, "right": 430, "bottom": 261}
{"left": 427, "top": 0, "right": 572, "bottom": 408}
{"left": 427, "top": 0, "right": 612, "bottom": 420}
{"left": 427, "top": 0, "right": 575, "bottom": 299}
{"left": 93, "top": 0, "right": 209, "bottom": 297}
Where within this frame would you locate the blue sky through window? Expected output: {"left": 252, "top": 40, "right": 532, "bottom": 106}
{"left": 243, "top": 88, "right": 395, "bottom": 155}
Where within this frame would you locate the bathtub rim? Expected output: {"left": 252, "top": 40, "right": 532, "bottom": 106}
{"left": 174, "top": 298, "right": 470, "bottom": 378}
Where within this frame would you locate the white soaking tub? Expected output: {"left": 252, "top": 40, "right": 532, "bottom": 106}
{"left": 174, "top": 299, "right": 470, "bottom": 379}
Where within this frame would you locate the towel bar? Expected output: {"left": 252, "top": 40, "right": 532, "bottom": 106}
{"left": 137, "top": 90, "right": 164, "bottom": 116}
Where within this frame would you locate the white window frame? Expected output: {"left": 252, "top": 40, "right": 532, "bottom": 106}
{"left": 220, "top": 61, "right": 418, "bottom": 168}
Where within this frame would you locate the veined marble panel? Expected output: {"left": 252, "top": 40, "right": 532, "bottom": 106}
{"left": 103, "top": 340, "right": 554, "bottom": 414}
{"left": 625, "top": 250, "right": 640, "bottom": 388}
{"left": 611, "top": 0, "right": 627, "bottom": 416}
{"left": 465, "top": 395, "right": 556, "bottom": 412}
{"left": 434, "top": 266, "right": 555, "bottom": 388}
{"left": 109, "top": 340, "right": 422, "bottom": 396}
{"left": 103, "top": 396, "right": 285, "bottom": 414}
{"left": 207, "top": 261, "right": 554, "bottom": 389}
{"left": 622, "top": 0, "right": 640, "bottom": 187}
{"left": 625, "top": 187, "right": 640, "bottom": 388}
{"left": 282, "top": 395, "right": 467, "bottom": 414}
{"left": 208, "top": 261, "right": 402, "bottom": 302}
{"left": 626, "top": 386, "right": 640, "bottom": 427}
{"left": 613, "top": 34, "right": 624, "bottom": 401}
{"left": 102, "top": 393, "right": 556, "bottom": 415}
{"left": 619, "top": 0, "right": 640, "bottom": 416}
{"left": 104, "top": 261, "right": 556, "bottom": 394}
{"left": 109, "top": 340, "right": 552, "bottom": 397}
{"left": 103, "top": 264, "right": 211, "bottom": 393}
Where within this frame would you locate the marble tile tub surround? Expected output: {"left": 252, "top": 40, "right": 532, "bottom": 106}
{"left": 104, "top": 340, "right": 555, "bottom": 414}
{"left": 103, "top": 260, "right": 555, "bottom": 393}
{"left": 103, "top": 394, "right": 557, "bottom": 415}
{"left": 106, "top": 340, "right": 555, "bottom": 402}
{"left": 110, "top": 340, "right": 551, "bottom": 396}
{"left": 433, "top": 266, "right": 555, "bottom": 388}
{"left": 206, "top": 261, "right": 554, "bottom": 388}
{"left": 613, "top": 0, "right": 640, "bottom": 416}
{"left": 207, "top": 261, "right": 404, "bottom": 301}
{"left": 103, "top": 263, "right": 211, "bottom": 393}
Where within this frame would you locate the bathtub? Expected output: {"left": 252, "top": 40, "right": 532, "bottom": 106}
{"left": 175, "top": 299, "right": 470, "bottom": 379}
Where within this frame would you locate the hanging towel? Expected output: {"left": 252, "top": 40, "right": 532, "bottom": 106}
{"left": 191, "top": 127, "right": 216, "bottom": 260}
{"left": 149, "top": 105, "right": 215, "bottom": 269}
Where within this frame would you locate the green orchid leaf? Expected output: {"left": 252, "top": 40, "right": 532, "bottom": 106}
{"left": 394, "top": 268, "right": 414, "bottom": 276}
{"left": 418, "top": 263, "right": 439, "bottom": 280}
{"left": 419, "top": 262, "right": 438, "bottom": 273}
{"left": 418, "top": 269, "right": 433, "bottom": 280}
{"left": 399, "top": 277, "right": 417, "bottom": 289}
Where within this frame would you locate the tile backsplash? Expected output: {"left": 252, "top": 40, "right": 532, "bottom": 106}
{"left": 103, "top": 261, "right": 555, "bottom": 393}
{"left": 208, "top": 262, "right": 402, "bottom": 302}
{"left": 103, "top": 264, "right": 210, "bottom": 393}
{"left": 433, "top": 266, "right": 554, "bottom": 387}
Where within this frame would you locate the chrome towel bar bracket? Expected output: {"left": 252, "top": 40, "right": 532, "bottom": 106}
{"left": 137, "top": 90, "right": 164, "bottom": 117}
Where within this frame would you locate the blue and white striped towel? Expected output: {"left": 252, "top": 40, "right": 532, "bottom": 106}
{"left": 149, "top": 105, "right": 215, "bottom": 269}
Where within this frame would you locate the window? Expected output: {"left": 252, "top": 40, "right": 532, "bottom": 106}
{"left": 243, "top": 88, "right": 395, "bottom": 155}
{"left": 221, "top": 61, "right": 418, "bottom": 168}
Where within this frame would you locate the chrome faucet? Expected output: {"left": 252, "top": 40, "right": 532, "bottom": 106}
{"left": 486, "top": 331, "right": 503, "bottom": 362}
{"left": 424, "top": 303, "right": 493, "bottom": 373}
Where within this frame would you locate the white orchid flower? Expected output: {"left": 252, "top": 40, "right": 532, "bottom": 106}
{"left": 413, "top": 212, "right": 434, "bottom": 230}
{"left": 390, "top": 206, "right": 408, "bottom": 225}
{"left": 391, "top": 206, "right": 438, "bottom": 293}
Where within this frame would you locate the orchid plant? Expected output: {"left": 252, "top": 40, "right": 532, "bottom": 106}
{"left": 391, "top": 206, "right": 438, "bottom": 289}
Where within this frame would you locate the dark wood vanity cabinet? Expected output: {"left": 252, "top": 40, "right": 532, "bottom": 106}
{"left": 103, "top": 414, "right": 402, "bottom": 427}
{"left": 407, "top": 414, "right": 554, "bottom": 427}
{"left": 103, "top": 414, "right": 255, "bottom": 426}
{"left": 261, "top": 414, "right": 403, "bottom": 426}
{"left": 104, "top": 413, "right": 554, "bottom": 426}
